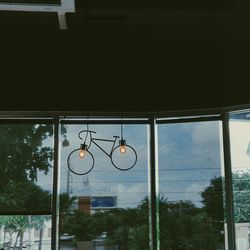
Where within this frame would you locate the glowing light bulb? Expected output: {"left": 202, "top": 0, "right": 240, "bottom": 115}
{"left": 79, "top": 144, "right": 87, "bottom": 158}
{"left": 119, "top": 139, "right": 126, "bottom": 154}
{"left": 120, "top": 145, "right": 126, "bottom": 154}
{"left": 79, "top": 149, "right": 86, "bottom": 158}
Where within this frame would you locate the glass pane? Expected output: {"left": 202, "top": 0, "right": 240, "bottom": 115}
{"left": 0, "top": 123, "right": 53, "bottom": 213}
{"left": 158, "top": 121, "right": 225, "bottom": 249}
{"left": 0, "top": 215, "right": 52, "bottom": 249}
{"left": 0, "top": 0, "right": 60, "bottom": 3}
{"left": 59, "top": 123, "right": 149, "bottom": 250}
{"left": 229, "top": 111, "right": 250, "bottom": 250}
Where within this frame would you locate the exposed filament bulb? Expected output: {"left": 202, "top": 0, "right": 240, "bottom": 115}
{"left": 79, "top": 143, "right": 87, "bottom": 158}
{"left": 119, "top": 139, "right": 127, "bottom": 154}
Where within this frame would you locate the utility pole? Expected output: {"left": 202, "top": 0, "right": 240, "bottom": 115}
{"left": 66, "top": 167, "right": 73, "bottom": 195}
{"left": 66, "top": 167, "right": 70, "bottom": 194}
{"left": 179, "top": 200, "right": 182, "bottom": 216}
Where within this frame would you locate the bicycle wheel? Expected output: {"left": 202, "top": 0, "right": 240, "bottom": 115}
{"left": 67, "top": 148, "right": 95, "bottom": 175}
{"left": 111, "top": 144, "right": 137, "bottom": 171}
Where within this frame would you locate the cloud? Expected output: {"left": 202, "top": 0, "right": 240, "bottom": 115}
{"left": 229, "top": 121, "right": 250, "bottom": 170}
{"left": 157, "top": 122, "right": 223, "bottom": 207}
{"left": 57, "top": 124, "right": 149, "bottom": 208}
{"left": 192, "top": 121, "right": 220, "bottom": 145}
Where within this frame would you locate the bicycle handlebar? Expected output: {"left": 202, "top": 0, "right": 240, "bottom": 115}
{"left": 78, "top": 130, "right": 97, "bottom": 140}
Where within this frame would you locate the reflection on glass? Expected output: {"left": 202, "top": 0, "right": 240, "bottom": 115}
{"left": 158, "top": 121, "right": 225, "bottom": 250}
{"left": 0, "top": 124, "right": 53, "bottom": 213}
{"left": 229, "top": 111, "right": 250, "bottom": 250}
{"left": 59, "top": 124, "right": 149, "bottom": 250}
{"left": 0, "top": 215, "right": 52, "bottom": 249}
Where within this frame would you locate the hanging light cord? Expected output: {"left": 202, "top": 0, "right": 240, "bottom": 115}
{"left": 84, "top": 115, "right": 89, "bottom": 144}
{"left": 121, "top": 114, "right": 124, "bottom": 139}
{"left": 121, "top": 123, "right": 123, "bottom": 139}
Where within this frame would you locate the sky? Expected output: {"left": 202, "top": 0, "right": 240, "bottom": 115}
{"left": 157, "top": 121, "right": 223, "bottom": 207}
{"left": 59, "top": 124, "right": 149, "bottom": 209}
{"left": 35, "top": 118, "right": 250, "bottom": 209}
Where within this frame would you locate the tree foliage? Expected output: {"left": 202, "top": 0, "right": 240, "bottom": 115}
{"left": 232, "top": 170, "right": 250, "bottom": 223}
{"left": 0, "top": 181, "right": 51, "bottom": 213}
{"left": 0, "top": 123, "right": 54, "bottom": 212}
{"left": 0, "top": 124, "right": 53, "bottom": 188}
{"left": 158, "top": 196, "right": 223, "bottom": 250}
{"left": 201, "top": 172, "right": 250, "bottom": 223}
{"left": 201, "top": 177, "right": 224, "bottom": 222}
{"left": 0, "top": 215, "right": 50, "bottom": 250}
{"left": 61, "top": 196, "right": 224, "bottom": 250}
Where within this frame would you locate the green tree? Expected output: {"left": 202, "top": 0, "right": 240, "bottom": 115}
{"left": 59, "top": 193, "right": 77, "bottom": 233}
{"left": 201, "top": 172, "right": 250, "bottom": 223}
{"left": 0, "top": 216, "right": 29, "bottom": 250}
{"left": 60, "top": 193, "right": 77, "bottom": 214}
{"left": 201, "top": 177, "right": 224, "bottom": 223}
{"left": 31, "top": 215, "right": 51, "bottom": 250}
{"left": 99, "top": 199, "right": 150, "bottom": 250}
{"left": 128, "top": 224, "right": 149, "bottom": 250}
{"left": 60, "top": 198, "right": 150, "bottom": 250}
{"left": 0, "top": 124, "right": 53, "bottom": 188}
{"left": 13, "top": 216, "right": 29, "bottom": 250}
{"left": 0, "top": 215, "right": 51, "bottom": 250}
{"left": 61, "top": 194, "right": 224, "bottom": 250}
{"left": 0, "top": 181, "right": 51, "bottom": 213}
{"left": 232, "top": 170, "right": 250, "bottom": 223}
{"left": 158, "top": 194, "right": 224, "bottom": 250}
{"left": 63, "top": 210, "right": 99, "bottom": 241}
{"left": 200, "top": 177, "right": 225, "bottom": 249}
{"left": 0, "top": 216, "right": 17, "bottom": 249}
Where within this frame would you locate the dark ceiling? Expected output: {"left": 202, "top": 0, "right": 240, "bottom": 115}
{"left": 0, "top": 0, "right": 249, "bottom": 112}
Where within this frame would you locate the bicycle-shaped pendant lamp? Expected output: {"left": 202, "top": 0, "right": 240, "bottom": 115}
{"left": 67, "top": 123, "right": 137, "bottom": 175}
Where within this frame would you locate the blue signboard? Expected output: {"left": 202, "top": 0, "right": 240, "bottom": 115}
{"left": 91, "top": 196, "right": 116, "bottom": 208}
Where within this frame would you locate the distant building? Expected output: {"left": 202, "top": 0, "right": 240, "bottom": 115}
{"left": 77, "top": 196, "right": 117, "bottom": 215}
{"left": 225, "top": 223, "right": 250, "bottom": 250}
{"left": 78, "top": 196, "right": 91, "bottom": 214}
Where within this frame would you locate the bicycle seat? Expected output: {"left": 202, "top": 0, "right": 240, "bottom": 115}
{"left": 113, "top": 135, "right": 120, "bottom": 138}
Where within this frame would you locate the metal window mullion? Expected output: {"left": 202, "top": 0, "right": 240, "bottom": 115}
{"left": 0, "top": 119, "right": 54, "bottom": 124}
{"left": 52, "top": 117, "right": 60, "bottom": 250}
{"left": 60, "top": 119, "right": 150, "bottom": 125}
{"left": 222, "top": 113, "right": 236, "bottom": 250}
{"left": 156, "top": 115, "right": 222, "bottom": 124}
{"left": 150, "top": 117, "right": 158, "bottom": 250}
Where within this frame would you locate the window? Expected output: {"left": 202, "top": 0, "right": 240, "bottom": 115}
{"left": 0, "top": 121, "right": 54, "bottom": 249}
{"left": 0, "top": 111, "right": 249, "bottom": 250}
{"left": 59, "top": 122, "right": 150, "bottom": 250}
{"left": 0, "top": 122, "right": 53, "bottom": 213}
{"left": 157, "top": 121, "right": 225, "bottom": 249}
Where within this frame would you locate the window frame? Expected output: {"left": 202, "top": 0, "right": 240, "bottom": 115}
{"left": 1, "top": 105, "right": 250, "bottom": 250}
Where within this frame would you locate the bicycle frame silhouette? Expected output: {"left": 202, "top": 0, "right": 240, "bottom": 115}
{"left": 67, "top": 129, "right": 137, "bottom": 175}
